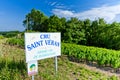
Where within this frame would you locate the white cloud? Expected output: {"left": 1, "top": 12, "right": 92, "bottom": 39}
{"left": 52, "top": 4, "right": 120, "bottom": 23}
{"left": 52, "top": 9, "right": 74, "bottom": 18}
{"left": 50, "top": 2, "right": 57, "bottom": 6}
{"left": 55, "top": 3, "right": 66, "bottom": 9}
{"left": 55, "top": 5, "right": 65, "bottom": 9}
{"left": 48, "top": 1, "right": 66, "bottom": 9}
{"left": 48, "top": 2, "right": 57, "bottom": 6}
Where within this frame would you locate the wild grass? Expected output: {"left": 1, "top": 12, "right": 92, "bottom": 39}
{"left": 0, "top": 39, "right": 119, "bottom": 80}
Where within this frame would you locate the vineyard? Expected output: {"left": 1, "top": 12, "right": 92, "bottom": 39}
{"left": 0, "top": 32, "right": 119, "bottom": 79}
{"left": 6, "top": 35, "right": 120, "bottom": 69}
{"left": 62, "top": 43, "right": 120, "bottom": 70}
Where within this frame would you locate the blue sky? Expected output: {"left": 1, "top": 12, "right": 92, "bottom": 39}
{"left": 0, "top": 0, "right": 120, "bottom": 31}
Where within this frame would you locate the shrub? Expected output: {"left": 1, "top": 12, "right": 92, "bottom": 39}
{"left": 0, "top": 35, "right": 4, "bottom": 39}
{"left": 6, "top": 38, "right": 24, "bottom": 48}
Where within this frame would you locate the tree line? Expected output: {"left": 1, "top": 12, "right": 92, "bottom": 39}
{"left": 23, "top": 9, "right": 120, "bottom": 50}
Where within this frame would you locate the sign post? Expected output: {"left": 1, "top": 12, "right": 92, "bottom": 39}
{"left": 25, "top": 32, "right": 61, "bottom": 79}
{"left": 55, "top": 56, "right": 57, "bottom": 74}
{"left": 32, "top": 76, "right": 34, "bottom": 80}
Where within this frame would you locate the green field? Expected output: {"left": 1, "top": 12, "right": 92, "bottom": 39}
{"left": 0, "top": 38, "right": 119, "bottom": 80}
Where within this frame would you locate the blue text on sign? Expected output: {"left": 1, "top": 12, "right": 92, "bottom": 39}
{"left": 40, "top": 34, "right": 50, "bottom": 39}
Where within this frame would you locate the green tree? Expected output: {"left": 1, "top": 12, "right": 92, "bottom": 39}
{"left": 83, "top": 19, "right": 91, "bottom": 45}
{"left": 84, "top": 18, "right": 107, "bottom": 47}
{"left": 45, "top": 15, "right": 66, "bottom": 40}
{"left": 23, "top": 9, "right": 120, "bottom": 50}
{"left": 101, "top": 22, "right": 120, "bottom": 50}
{"left": 46, "top": 15, "right": 63, "bottom": 32}
{"left": 23, "top": 8, "right": 48, "bottom": 31}
{"left": 64, "top": 17, "right": 86, "bottom": 44}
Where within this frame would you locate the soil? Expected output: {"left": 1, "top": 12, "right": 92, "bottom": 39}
{"left": 71, "top": 61, "right": 120, "bottom": 78}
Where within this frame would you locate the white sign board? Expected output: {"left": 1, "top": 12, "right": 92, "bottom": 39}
{"left": 27, "top": 61, "right": 38, "bottom": 76}
{"left": 25, "top": 32, "right": 61, "bottom": 62}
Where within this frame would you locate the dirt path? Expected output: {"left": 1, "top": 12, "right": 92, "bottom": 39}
{"left": 0, "top": 39, "right": 4, "bottom": 56}
{"left": 71, "top": 61, "right": 120, "bottom": 78}
{"left": 0, "top": 38, "right": 7, "bottom": 57}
